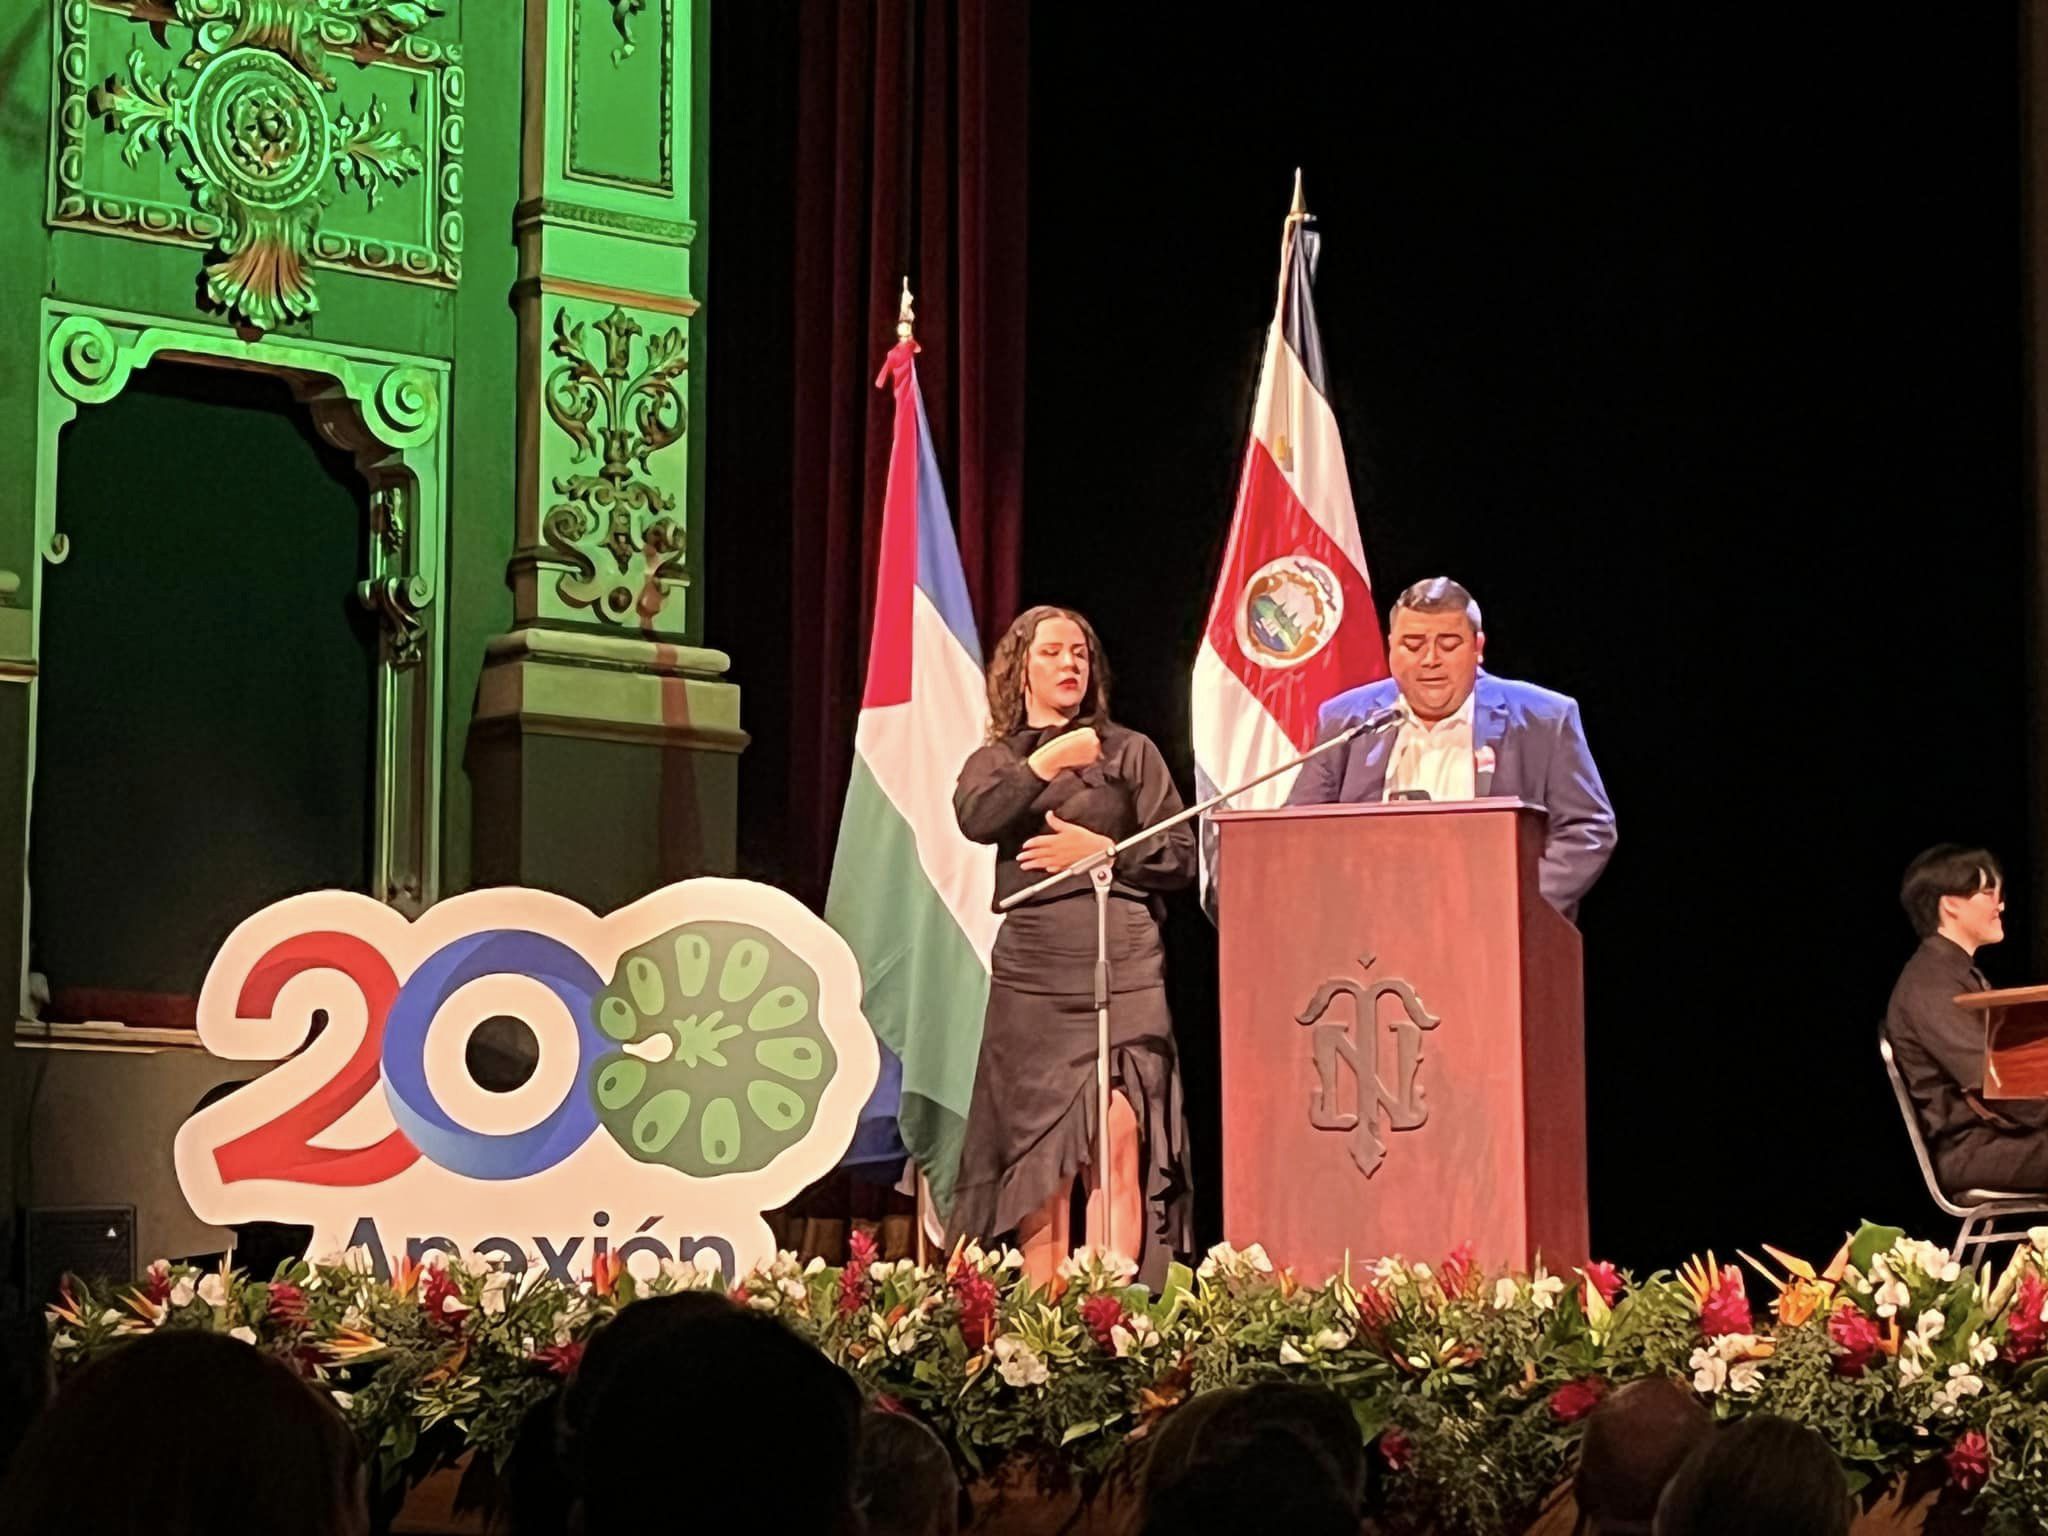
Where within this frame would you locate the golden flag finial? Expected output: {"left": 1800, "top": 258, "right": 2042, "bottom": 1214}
{"left": 1289, "top": 167, "right": 1307, "bottom": 221}
{"left": 896, "top": 277, "right": 916, "bottom": 343}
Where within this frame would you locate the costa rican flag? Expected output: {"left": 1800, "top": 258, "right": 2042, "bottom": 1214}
{"left": 1192, "top": 175, "right": 1387, "bottom": 900}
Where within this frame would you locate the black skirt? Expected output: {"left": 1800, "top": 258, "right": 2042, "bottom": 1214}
{"left": 946, "top": 895, "right": 1193, "bottom": 1288}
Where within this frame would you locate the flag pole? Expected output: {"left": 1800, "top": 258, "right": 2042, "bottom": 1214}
{"left": 894, "top": 272, "right": 937, "bottom": 1269}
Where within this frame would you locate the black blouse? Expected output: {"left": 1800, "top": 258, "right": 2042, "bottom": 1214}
{"left": 953, "top": 722, "right": 1196, "bottom": 912}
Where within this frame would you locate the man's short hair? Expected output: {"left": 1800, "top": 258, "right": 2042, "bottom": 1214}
{"left": 1393, "top": 576, "right": 1482, "bottom": 633}
{"left": 1900, "top": 845, "right": 2003, "bottom": 940}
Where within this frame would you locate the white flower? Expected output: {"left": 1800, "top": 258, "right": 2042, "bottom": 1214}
{"left": 803, "top": 1256, "right": 827, "bottom": 1277}
{"left": 331, "top": 1390, "right": 354, "bottom": 1411}
{"left": 1278, "top": 1340, "right": 1308, "bottom": 1366}
{"left": 1913, "top": 1309, "right": 1947, "bottom": 1346}
{"left": 1243, "top": 1244, "right": 1274, "bottom": 1274}
{"left": 1412, "top": 1263, "right": 1433, "bottom": 1280}
{"left": 1902, "top": 1240, "right": 1961, "bottom": 1285}
{"left": 1493, "top": 1278, "right": 1519, "bottom": 1311}
{"left": 480, "top": 1271, "right": 512, "bottom": 1317}
{"left": 441, "top": 1294, "right": 465, "bottom": 1316}
{"left": 421, "top": 1250, "right": 450, "bottom": 1272}
{"left": 228, "top": 1326, "right": 257, "bottom": 1345}
{"left": 1689, "top": 1348, "right": 1728, "bottom": 1394}
{"left": 168, "top": 1277, "right": 196, "bottom": 1309}
{"left": 196, "top": 1274, "right": 227, "bottom": 1309}
{"left": 1714, "top": 1332, "right": 1759, "bottom": 1362}
{"left": 1970, "top": 1333, "right": 1998, "bottom": 1369}
{"left": 1727, "top": 1360, "right": 1763, "bottom": 1395}
{"left": 460, "top": 1252, "right": 492, "bottom": 1277}
{"left": 2030, "top": 1226, "right": 2048, "bottom": 1254}
{"left": 1405, "top": 1353, "right": 1431, "bottom": 1370}
{"left": 868, "top": 1259, "right": 901, "bottom": 1283}
{"left": 778, "top": 1277, "right": 807, "bottom": 1302}
{"left": 1898, "top": 1351, "right": 1926, "bottom": 1382}
{"left": 885, "top": 1312, "right": 924, "bottom": 1354}
{"left": 51, "top": 1332, "right": 75, "bottom": 1352}
{"left": 1372, "top": 1256, "right": 1407, "bottom": 1283}
{"left": 1058, "top": 1247, "right": 1138, "bottom": 1287}
{"left": 1528, "top": 1270, "right": 1566, "bottom": 1313}
{"left": 993, "top": 1336, "right": 1049, "bottom": 1388}
{"left": 1000, "top": 1248, "right": 1025, "bottom": 1271}
{"left": 1111, "top": 1314, "right": 1160, "bottom": 1357}
{"left": 1933, "top": 1363, "right": 1986, "bottom": 1414}
{"left": 1874, "top": 1278, "right": 1910, "bottom": 1318}
{"left": 98, "top": 1309, "right": 123, "bottom": 1326}
{"left": 1312, "top": 1328, "right": 1354, "bottom": 1353}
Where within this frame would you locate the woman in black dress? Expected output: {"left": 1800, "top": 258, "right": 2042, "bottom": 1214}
{"left": 948, "top": 605, "right": 1194, "bottom": 1286}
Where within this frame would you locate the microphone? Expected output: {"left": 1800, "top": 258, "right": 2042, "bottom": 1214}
{"left": 1341, "top": 704, "right": 1407, "bottom": 740}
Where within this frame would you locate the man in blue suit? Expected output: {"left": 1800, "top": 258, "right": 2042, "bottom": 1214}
{"left": 1285, "top": 576, "right": 1616, "bottom": 917}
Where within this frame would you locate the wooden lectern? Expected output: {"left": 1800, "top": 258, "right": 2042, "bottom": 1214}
{"left": 1212, "top": 799, "right": 1588, "bottom": 1284}
{"left": 1963, "top": 985, "right": 2048, "bottom": 1099}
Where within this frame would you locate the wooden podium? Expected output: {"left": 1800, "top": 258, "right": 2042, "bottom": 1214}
{"left": 1960, "top": 985, "right": 2048, "bottom": 1099}
{"left": 1212, "top": 799, "right": 1588, "bottom": 1283}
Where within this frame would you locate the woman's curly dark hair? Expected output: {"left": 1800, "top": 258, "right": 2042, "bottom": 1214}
{"left": 984, "top": 605, "right": 1112, "bottom": 741}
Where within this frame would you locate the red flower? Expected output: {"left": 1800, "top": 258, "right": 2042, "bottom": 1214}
{"left": 1548, "top": 1376, "right": 1607, "bottom": 1423}
{"left": 728, "top": 1283, "right": 749, "bottom": 1307}
{"left": 420, "top": 1264, "right": 465, "bottom": 1332}
{"left": 533, "top": 1340, "right": 585, "bottom": 1378}
{"left": 950, "top": 1267, "right": 998, "bottom": 1350}
{"left": 1827, "top": 1301, "right": 1882, "bottom": 1378}
{"left": 873, "top": 1393, "right": 906, "bottom": 1415}
{"left": 838, "top": 1230, "right": 880, "bottom": 1318}
{"left": 1353, "top": 1281, "right": 1397, "bottom": 1347}
{"left": 142, "top": 1262, "right": 172, "bottom": 1306}
{"left": 2004, "top": 1272, "right": 2048, "bottom": 1364}
{"left": 264, "top": 1282, "right": 307, "bottom": 1327}
{"left": 1700, "top": 1268, "right": 1753, "bottom": 1338}
{"left": 1946, "top": 1430, "right": 1992, "bottom": 1493}
{"left": 1581, "top": 1261, "right": 1622, "bottom": 1308}
{"left": 1378, "top": 1427, "right": 1412, "bottom": 1472}
{"left": 1439, "top": 1241, "right": 1479, "bottom": 1301}
{"left": 1079, "top": 1292, "right": 1128, "bottom": 1352}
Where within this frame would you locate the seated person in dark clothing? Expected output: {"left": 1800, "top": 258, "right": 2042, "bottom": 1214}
{"left": 1885, "top": 845, "right": 2048, "bottom": 1192}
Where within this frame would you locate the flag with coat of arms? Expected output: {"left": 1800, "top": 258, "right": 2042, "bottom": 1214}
{"left": 1191, "top": 173, "right": 1388, "bottom": 898}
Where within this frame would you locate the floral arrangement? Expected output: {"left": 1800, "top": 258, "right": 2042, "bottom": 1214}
{"left": 44, "top": 1223, "right": 2048, "bottom": 1535}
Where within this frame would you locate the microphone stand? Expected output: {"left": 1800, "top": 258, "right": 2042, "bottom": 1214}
{"left": 997, "top": 709, "right": 1397, "bottom": 1252}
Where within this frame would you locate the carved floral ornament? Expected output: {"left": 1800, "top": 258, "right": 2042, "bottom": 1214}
{"left": 76, "top": 0, "right": 454, "bottom": 332}
{"left": 543, "top": 305, "right": 691, "bottom": 626}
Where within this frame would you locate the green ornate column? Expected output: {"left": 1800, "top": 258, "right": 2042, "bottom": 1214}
{"left": 468, "top": 0, "right": 740, "bottom": 910}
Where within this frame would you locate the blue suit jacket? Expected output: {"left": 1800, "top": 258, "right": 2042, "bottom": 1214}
{"left": 1284, "top": 672, "right": 1617, "bottom": 916}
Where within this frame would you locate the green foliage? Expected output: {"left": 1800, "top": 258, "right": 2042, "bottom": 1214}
{"left": 47, "top": 1231, "right": 2048, "bottom": 1534}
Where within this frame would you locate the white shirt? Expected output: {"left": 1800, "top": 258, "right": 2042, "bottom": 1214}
{"left": 1382, "top": 691, "right": 1477, "bottom": 802}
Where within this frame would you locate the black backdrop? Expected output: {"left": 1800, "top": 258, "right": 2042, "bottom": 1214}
{"left": 711, "top": 8, "right": 2033, "bottom": 1272}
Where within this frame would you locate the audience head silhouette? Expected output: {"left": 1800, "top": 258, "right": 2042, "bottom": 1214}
{"left": 0, "top": 1329, "right": 365, "bottom": 1536}
{"left": 1575, "top": 1375, "right": 1712, "bottom": 1535}
{"left": 1139, "top": 1380, "right": 1364, "bottom": 1536}
{"left": 1654, "top": 1414, "right": 1852, "bottom": 1536}
{"left": 567, "top": 1295, "right": 862, "bottom": 1534}
{"left": 852, "top": 1405, "right": 961, "bottom": 1536}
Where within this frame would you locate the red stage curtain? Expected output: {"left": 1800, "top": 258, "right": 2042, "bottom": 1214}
{"left": 786, "top": 0, "right": 1029, "bottom": 906}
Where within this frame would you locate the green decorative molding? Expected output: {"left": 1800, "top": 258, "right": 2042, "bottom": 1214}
{"left": 512, "top": 196, "right": 694, "bottom": 247}
{"left": 36, "top": 301, "right": 449, "bottom": 906}
{"left": 540, "top": 302, "right": 689, "bottom": 626}
{"left": 565, "top": 0, "right": 671, "bottom": 193}
{"left": 608, "top": 0, "right": 649, "bottom": 65}
{"left": 53, "top": 0, "right": 463, "bottom": 329}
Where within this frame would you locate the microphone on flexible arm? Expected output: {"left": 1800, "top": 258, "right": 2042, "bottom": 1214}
{"left": 1336, "top": 704, "right": 1407, "bottom": 742}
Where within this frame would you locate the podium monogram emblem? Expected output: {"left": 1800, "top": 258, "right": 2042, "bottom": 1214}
{"left": 1298, "top": 954, "right": 1441, "bottom": 1179}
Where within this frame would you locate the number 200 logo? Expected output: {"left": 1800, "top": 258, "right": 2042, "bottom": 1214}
{"left": 173, "top": 881, "right": 879, "bottom": 1276}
